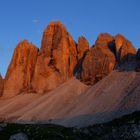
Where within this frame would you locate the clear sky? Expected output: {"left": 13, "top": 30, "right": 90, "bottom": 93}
{"left": 0, "top": 0, "right": 140, "bottom": 77}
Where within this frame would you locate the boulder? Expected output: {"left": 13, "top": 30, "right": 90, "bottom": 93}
{"left": 9, "top": 132, "right": 28, "bottom": 140}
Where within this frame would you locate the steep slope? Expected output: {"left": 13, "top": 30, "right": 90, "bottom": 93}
{"left": 55, "top": 71, "right": 140, "bottom": 127}
{"left": 0, "top": 78, "right": 89, "bottom": 122}
{"left": 3, "top": 40, "right": 39, "bottom": 97}
{"left": 31, "top": 21, "right": 77, "bottom": 93}
{"left": 0, "top": 94, "right": 41, "bottom": 121}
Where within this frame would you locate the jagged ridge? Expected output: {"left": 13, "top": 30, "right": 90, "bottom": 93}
{"left": 0, "top": 21, "right": 139, "bottom": 98}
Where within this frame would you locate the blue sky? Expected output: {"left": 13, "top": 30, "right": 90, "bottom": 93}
{"left": 0, "top": 0, "right": 140, "bottom": 77}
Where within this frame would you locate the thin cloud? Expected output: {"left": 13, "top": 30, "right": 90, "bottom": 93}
{"left": 32, "top": 19, "right": 39, "bottom": 24}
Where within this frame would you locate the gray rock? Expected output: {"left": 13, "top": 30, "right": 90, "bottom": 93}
{"left": 0, "top": 123, "right": 7, "bottom": 131}
{"left": 132, "top": 124, "right": 140, "bottom": 139}
{"left": 0, "top": 123, "right": 7, "bottom": 127}
{"left": 9, "top": 132, "right": 28, "bottom": 140}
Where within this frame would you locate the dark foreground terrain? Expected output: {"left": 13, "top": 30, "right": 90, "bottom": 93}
{"left": 1, "top": 111, "right": 140, "bottom": 140}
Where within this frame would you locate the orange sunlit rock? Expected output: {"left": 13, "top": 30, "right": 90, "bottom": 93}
{"left": 77, "top": 36, "right": 89, "bottom": 60}
{"left": 80, "top": 33, "right": 116, "bottom": 85}
{"left": 31, "top": 21, "right": 77, "bottom": 93}
{"left": 3, "top": 40, "right": 39, "bottom": 97}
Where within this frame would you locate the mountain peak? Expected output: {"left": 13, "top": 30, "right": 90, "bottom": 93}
{"left": 95, "top": 32, "right": 114, "bottom": 48}
{"left": 32, "top": 21, "right": 77, "bottom": 93}
{"left": 47, "top": 20, "right": 66, "bottom": 28}
{"left": 40, "top": 21, "right": 70, "bottom": 55}
{"left": 16, "top": 39, "right": 36, "bottom": 49}
{"left": 3, "top": 40, "right": 39, "bottom": 97}
{"left": 43, "top": 21, "right": 67, "bottom": 36}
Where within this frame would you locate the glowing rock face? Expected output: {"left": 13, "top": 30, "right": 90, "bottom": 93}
{"left": 31, "top": 21, "right": 77, "bottom": 93}
{"left": 3, "top": 40, "right": 38, "bottom": 97}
